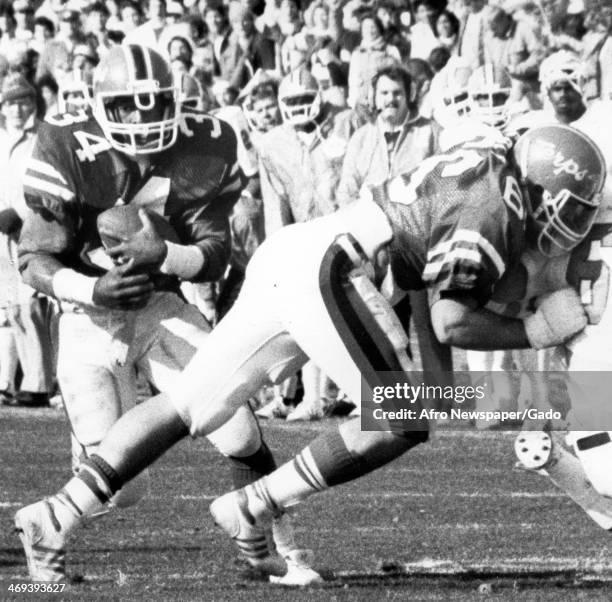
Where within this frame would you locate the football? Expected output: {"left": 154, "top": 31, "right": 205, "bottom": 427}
{"left": 97, "top": 204, "right": 180, "bottom": 249}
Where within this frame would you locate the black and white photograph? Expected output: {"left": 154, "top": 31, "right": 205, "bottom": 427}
{"left": 2, "top": 0, "right": 612, "bottom": 599}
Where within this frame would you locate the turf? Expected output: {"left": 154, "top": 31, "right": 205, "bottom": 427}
{"left": 2, "top": 407, "right": 612, "bottom": 601}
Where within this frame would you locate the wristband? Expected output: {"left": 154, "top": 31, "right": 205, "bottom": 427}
{"left": 52, "top": 269, "right": 97, "bottom": 306}
{"left": 159, "top": 242, "right": 205, "bottom": 280}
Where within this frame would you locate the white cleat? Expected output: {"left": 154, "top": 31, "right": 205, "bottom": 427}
{"left": 14, "top": 500, "right": 67, "bottom": 582}
{"left": 255, "top": 397, "right": 290, "bottom": 419}
{"left": 210, "top": 490, "right": 287, "bottom": 576}
{"left": 269, "top": 549, "right": 324, "bottom": 586}
{"left": 286, "top": 399, "right": 324, "bottom": 422}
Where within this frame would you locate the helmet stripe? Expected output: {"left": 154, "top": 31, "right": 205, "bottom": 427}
{"left": 130, "top": 44, "right": 149, "bottom": 82}
{"left": 123, "top": 45, "right": 136, "bottom": 84}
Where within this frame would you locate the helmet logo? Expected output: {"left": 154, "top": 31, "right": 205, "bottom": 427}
{"left": 552, "top": 153, "right": 588, "bottom": 181}
{"left": 534, "top": 139, "right": 589, "bottom": 181}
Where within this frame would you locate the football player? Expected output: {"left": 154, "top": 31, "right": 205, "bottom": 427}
{"left": 508, "top": 55, "right": 612, "bottom": 529}
{"left": 14, "top": 44, "right": 319, "bottom": 585}
{"left": 14, "top": 123, "right": 605, "bottom": 580}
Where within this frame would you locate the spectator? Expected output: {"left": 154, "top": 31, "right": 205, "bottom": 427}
{"left": 105, "top": 0, "right": 123, "bottom": 34}
{"left": 55, "top": 9, "right": 88, "bottom": 55}
{"left": 162, "top": 25, "right": 197, "bottom": 69}
{"left": 84, "top": 1, "right": 114, "bottom": 58}
{"left": 338, "top": 64, "right": 434, "bottom": 204}
{"left": 486, "top": 5, "right": 546, "bottom": 109}
{"left": 409, "top": 0, "right": 440, "bottom": 61}
{"left": 429, "top": 45, "right": 451, "bottom": 72}
{"left": 123, "top": 0, "right": 165, "bottom": 47}
{"left": 119, "top": 0, "right": 144, "bottom": 36}
{"left": 582, "top": 5, "right": 612, "bottom": 101}
{"left": 0, "top": 74, "right": 53, "bottom": 407}
{"left": 35, "top": 39, "right": 70, "bottom": 85}
{"left": 192, "top": 41, "right": 216, "bottom": 97}
{"left": 166, "top": 1, "right": 185, "bottom": 25}
{"left": 204, "top": 4, "right": 230, "bottom": 69}
{"left": 347, "top": 14, "right": 400, "bottom": 109}
{"left": 218, "top": 3, "right": 276, "bottom": 90}
{"left": 185, "top": 15, "right": 208, "bottom": 47}
{"left": 14, "top": 0, "right": 35, "bottom": 44}
{"left": 435, "top": 9, "right": 460, "bottom": 54}
{"left": 0, "top": 3, "right": 18, "bottom": 57}
{"left": 304, "top": 0, "right": 342, "bottom": 42}
{"left": 404, "top": 57, "right": 435, "bottom": 116}
{"left": 376, "top": 2, "right": 410, "bottom": 58}
{"left": 31, "top": 16, "right": 55, "bottom": 55}
{"left": 458, "top": 0, "right": 488, "bottom": 70}
{"left": 35, "top": 71, "right": 59, "bottom": 116}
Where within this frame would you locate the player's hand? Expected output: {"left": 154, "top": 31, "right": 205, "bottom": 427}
{"left": 523, "top": 287, "right": 587, "bottom": 349}
{"left": 92, "top": 259, "right": 155, "bottom": 310}
{"left": 106, "top": 209, "right": 168, "bottom": 272}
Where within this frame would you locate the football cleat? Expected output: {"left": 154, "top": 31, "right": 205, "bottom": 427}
{"left": 286, "top": 399, "right": 324, "bottom": 422}
{"left": 14, "top": 500, "right": 67, "bottom": 582}
{"left": 210, "top": 489, "right": 287, "bottom": 576}
{"left": 255, "top": 396, "right": 291, "bottom": 419}
{"left": 270, "top": 549, "right": 324, "bottom": 586}
{"left": 514, "top": 431, "right": 552, "bottom": 470}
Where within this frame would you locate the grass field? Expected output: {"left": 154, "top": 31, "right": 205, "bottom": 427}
{"left": 2, "top": 406, "right": 612, "bottom": 601}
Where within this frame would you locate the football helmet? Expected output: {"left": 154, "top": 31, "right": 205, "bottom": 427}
{"left": 431, "top": 58, "right": 473, "bottom": 128}
{"left": 92, "top": 44, "right": 181, "bottom": 155}
{"left": 539, "top": 51, "right": 585, "bottom": 96}
{"left": 278, "top": 68, "right": 321, "bottom": 126}
{"left": 58, "top": 69, "right": 93, "bottom": 113}
{"left": 514, "top": 125, "right": 606, "bottom": 256}
{"left": 179, "top": 72, "right": 205, "bottom": 110}
{"left": 468, "top": 64, "right": 512, "bottom": 128}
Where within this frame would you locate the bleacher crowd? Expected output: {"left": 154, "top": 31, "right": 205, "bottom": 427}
{"left": 0, "top": 0, "right": 609, "bottom": 419}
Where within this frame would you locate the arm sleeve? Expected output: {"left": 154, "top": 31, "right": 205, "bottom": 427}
{"left": 18, "top": 126, "right": 80, "bottom": 296}
{"left": 172, "top": 148, "right": 246, "bottom": 282}
{"left": 423, "top": 167, "right": 519, "bottom": 306}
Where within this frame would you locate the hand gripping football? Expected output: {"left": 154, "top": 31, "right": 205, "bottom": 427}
{"left": 97, "top": 204, "right": 180, "bottom": 249}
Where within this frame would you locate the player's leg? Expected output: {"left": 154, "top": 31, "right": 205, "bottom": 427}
{"left": 15, "top": 288, "right": 307, "bottom": 580}
{"left": 138, "top": 293, "right": 317, "bottom": 580}
{"left": 14, "top": 310, "right": 145, "bottom": 580}
{"left": 211, "top": 234, "right": 429, "bottom": 551}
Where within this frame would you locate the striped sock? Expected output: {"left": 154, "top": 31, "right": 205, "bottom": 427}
{"left": 51, "top": 454, "right": 122, "bottom": 532}
{"left": 252, "top": 446, "right": 328, "bottom": 512}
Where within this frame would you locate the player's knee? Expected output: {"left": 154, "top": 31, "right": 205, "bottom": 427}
{"left": 110, "top": 469, "right": 150, "bottom": 508}
{"left": 207, "top": 409, "right": 262, "bottom": 458}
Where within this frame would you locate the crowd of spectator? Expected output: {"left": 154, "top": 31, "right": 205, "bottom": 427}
{"left": 0, "top": 0, "right": 610, "bottom": 416}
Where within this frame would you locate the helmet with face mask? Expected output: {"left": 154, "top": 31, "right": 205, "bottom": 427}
{"left": 468, "top": 64, "right": 512, "bottom": 129}
{"left": 92, "top": 44, "right": 181, "bottom": 155}
{"left": 514, "top": 125, "right": 606, "bottom": 256}
{"left": 431, "top": 57, "right": 473, "bottom": 128}
{"left": 278, "top": 67, "right": 322, "bottom": 126}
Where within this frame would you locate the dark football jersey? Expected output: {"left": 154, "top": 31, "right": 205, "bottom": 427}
{"left": 19, "top": 109, "right": 245, "bottom": 285}
{"left": 371, "top": 144, "right": 526, "bottom": 305}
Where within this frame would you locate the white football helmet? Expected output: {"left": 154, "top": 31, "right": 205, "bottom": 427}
{"left": 92, "top": 44, "right": 181, "bottom": 155}
{"left": 468, "top": 64, "right": 512, "bottom": 129}
{"left": 179, "top": 72, "right": 205, "bottom": 110}
{"left": 431, "top": 58, "right": 473, "bottom": 128}
{"left": 58, "top": 69, "right": 93, "bottom": 113}
{"left": 278, "top": 68, "right": 322, "bottom": 126}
